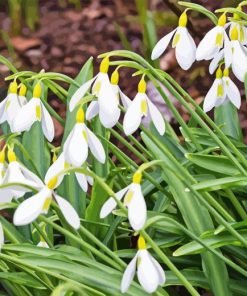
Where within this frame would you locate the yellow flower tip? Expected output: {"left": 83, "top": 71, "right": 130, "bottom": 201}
{"left": 7, "top": 150, "right": 16, "bottom": 162}
{"left": 19, "top": 83, "right": 27, "bottom": 97}
{"left": 132, "top": 170, "right": 142, "bottom": 184}
{"left": 138, "top": 78, "right": 146, "bottom": 93}
{"left": 47, "top": 176, "right": 58, "bottom": 190}
{"left": 76, "top": 107, "right": 85, "bottom": 123}
{"left": 223, "top": 68, "right": 229, "bottom": 77}
{"left": 216, "top": 67, "right": 223, "bottom": 79}
{"left": 0, "top": 150, "right": 5, "bottom": 163}
{"left": 178, "top": 11, "right": 188, "bottom": 27}
{"left": 230, "top": 26, "right": 239, "bottom": 41}
{"left": 8, "top": 81, "right": 18, "bottom": 94}
{"left": 36, "top": 105, "right": 41, "bottom": 121}
{"left": 33, "top": 83, "right": 42, "bottom": 98}
{"left": 111, "top": 69, "right": 119, "bottom": 85}
{"left": 100, "top": 56, "right": 110, "bottom": 73}
{"left": 137, "top": 236, "right": 146, "bottom": 250}
{"left": 218, "top": 14, "right": 226, "bottom": 27}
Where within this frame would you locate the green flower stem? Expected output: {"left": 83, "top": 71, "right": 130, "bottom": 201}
{"left": 40, "top": 98, "right": 65, "bottom": 126}
{"left": 224, "top": 189, "right": 247, "bottom": 220}
{"left": 32, "top": 221, "right": 53, "bottom": 248}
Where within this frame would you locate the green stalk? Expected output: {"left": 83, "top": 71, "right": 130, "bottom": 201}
{"left": 225, "top": 189, "right": 247, "bottom": 220}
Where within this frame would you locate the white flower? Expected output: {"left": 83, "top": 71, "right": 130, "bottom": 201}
{"left": 121, "top": 236, "right": 165, "bottom": 293}
{"left": 37, "top": 240, "right": 49, "bottom": 248}
{"left": 100, "top": 171, "right": 147, "bottom": 231}
{"left": 64, "top": 108, "right": 105, "bottom": 167}
{"left": 13, "top": 174, "right": 80, "bottom": 229}
{"left": 0, "top": 81, "right": 22, "bottom": 132}
{"left": 18, "top": 83, "right": 28, "bottom": 106}
{"left": 69, "top": 57, "right": 120, "bottom": 128}
{"left": 0, "top": 150, "right": 6, "bottom": 185}
{"left": 0, "top": 150, "right": 44, "bottom": 203}
{"left": 196, "top": 14, "right": 229, "bottom": 62}
{"left": 45, "top": 152, "right": 93, "bottom": 192}
{"left": 222, "top": 68, "right": 241, "bottom": 109}
{"left": 123, "top": 78, "right": 165, "bottom": 136}
{"left": 86, "top": 69, "right": 131, "bottom": 121}
{"left": 12, "top": 83, "right": 54, "bottom": 142}
{"left": 0, "top": 222, "right": 4, "bottom": 250}
{"left": 151, "top": 12, "right": 196, "bottom": 70}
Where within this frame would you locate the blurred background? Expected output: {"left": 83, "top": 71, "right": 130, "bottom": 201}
{"left": 0, "top": 0, "right": 246, "bottom": 141}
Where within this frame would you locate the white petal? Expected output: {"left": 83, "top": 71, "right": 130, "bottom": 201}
{"left": 86, "top": 101, "right": 99, "bottom": 121}
{"left": 175, "top": 27, "right": 196, "bottom": 70}
{"left": 86, "top": 127, "right": 106, "bottom": 163}
{"left": 137, "top": 250, "right": 160, "bottom": 293}
{"left": 64, "top": 124, "right": 88, "bottom": 167}
{"left": 13, "top": 187, "right": 50, "bottom": 226}
{"left": 150, "top": 255, "right": 166, "bottom": 285}
{"left": 123, "top": 93, "right": 143, "bottom": 135}
{"left": 119, "top": 88, "right": 131, "bottom": 109}
{"left": 19, "top": 164, "right": 44, "bottom": 189}
{"left": 0, "top": 223, "right": 4, "bottom": 246}
{"left": 40, "top": 102, "right": 54, "bottom": 142}
{"left": 203, "top": 79, "right": 220, "bottom": 112}
{"left": 223, "top": 33, "right": 232, "bottom": 68}
{"left": 69, "top": 76, "right": 97, "bottom": 111}
{"left": 12, "top": 98, "right": 37, "bottom": 133}
{"left": 127, "top": 184, "right": 147, "bottom": 231}
{"left": 6, "top": 94, "right": 22, "bottom": 131}
{"left": 223, "top": 77, "right": 241, "bottom": 109}
{"left": 54, "top": 194, "right": 80, "bottom": 229}
{"left": 120, "top": 254, "right": 138, "bottom": 293}
{"left": 209, "top": 50, "right": 223, "bottom": 74}
{"left": 196, "top": 26, "right": 222, "bottom": 60}
{"left": 151, "top": 29, "right": 176, "bottom": 60}
{"left": 45, "top": 153, "right": 65, "bottom": 187}
{"left": 75, "top": 172, "right": 88, "bottom": 192}
{"left": 232, "top": 41, "right": 247, "bottom": 82}
{"left": 146, "top": 97, "right": 165, "bottom": 135}
{"left": 100, "top": 186, "right": 129, "bottom": 218}
{"left": 18, "top": 95, "right": 27, "bottom": 106}
{"left": 37, "top": 241, "right": 49, "bottom": 248}
{"left": 0, "top": 97, "right": 7, "bottom": 124}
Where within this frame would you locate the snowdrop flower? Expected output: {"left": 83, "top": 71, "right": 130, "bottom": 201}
{"left": 86, "top": 68, "right": 131, "bottom": 121}
{"left": 229, "top": 26, "right": 247, "bottom": 82}
{"left": 123, "top": 77, "right": 165, "bottom": 136}
{"left": 100, "top": 170, "right": 147, "bottom": 231}
{"left": 13, "top": 175, "right": 80, "bottom": 229}
{"left": 0, "top": 81, "right": 22, "bottom": 132}
{"left": 69, "top": 57, "right": 119, "bottom": 128}
{"left": 0, "top": 149, "right": 44, "bottom": 203}
{"left": 151, "top": 11, "right": 196, "bottom": 70}
{"left": 229, "top": 7, "right": 247, "bottom": 45}
{"left": 0, "top": 150, "right": 6, "bottom": 185}
{"left": 12, "top": 83, "right": 54, "bottom": 142}
{"left": 0, "top": 222, "right": 4, "bottom": 250}
{"left": 18, "top": 83, "right": 27, "bottom": 106}
{"left": 45, "top": 152, "right": 93, "bottom": 192}
{"left": 121, "top": 236, "right": 166, "bottom": 293}
{"left": 197, "top": 14, "right": 228, "bottom": 62}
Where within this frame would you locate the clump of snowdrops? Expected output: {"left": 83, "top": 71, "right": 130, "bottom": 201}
{"left": 0, "top": 2, "right": 247, "bottom": 296}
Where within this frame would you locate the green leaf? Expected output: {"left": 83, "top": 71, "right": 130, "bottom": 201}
{"left": 0, "top": 272, "right": 45, "bottom": 289}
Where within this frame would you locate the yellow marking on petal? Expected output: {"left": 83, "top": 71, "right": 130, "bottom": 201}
{"left": 124, "top": 190, "right": 134, "bottom": 205}
{"left": 172, "top": 32, "right": 180, "bottom": 47}
{"left": 111, "top": 69, "right": 119, "bottom": 85}
{"left": 138, "top": 236, "right": 146, "bottom": 250}
{"left": 8, "top": 81, "right": 18, "bottom": 94}
{"left": 230, "top": 26, "right": 239, "bottom": 41}
{"left": 216, "top": 68, "right": 223, "bottom": 79}
{"left": 138, "top": 78, "right": 146, "bottom": 93}
{"left": 64, "top": 161, "right": 70, "bottom": 169}
{"left": 1, "top": 170, "right": 5, "bottom": 178}
{"left": 132, "top": 170, "right": 142, "bottom": 184}
{"left": 36, "top": 105, "right": 41, "bottom": 121}
{"left": 47, "top": 176, "right": 58, "bottom": 190}
{"left": 42, "top": 197, "right": 52, "bottom": 211}
{"left": 137, "top": 256, "right": 141, "bottom": 267}
{"left": 93, "top": 81, "right": 101, "bottom": 95}
{"left": 0, "top": 150, "right": 5, "bottom": 163}
{"left": 76, "top": 108, "right": 85, "bottom": 123}
{"left": 82, "top": 130, "right": 88, "bottom": 141}
{"left": 240, "top": 26, "right": 245, "bottom": 42}
{"left": 19, "top": 84, "right": 27, "bottom": 97}
{"left": 140, "top": 99, "right": 147, "bottom": 115}
{"left": 217, "top": 83, "right": 224, "bottom": 97}
{"left": 218, "top": 14, "right": 226, "bottom": 26}
{"left": 215, "top": 33, "right": 223, "bottom": 47}
{"left": 223, "top": 68, "right": 229, "bottom": 77}
{"left": 100, "top": 57, "right": 110, "bottom": 73}
{"left": 7, "top": 150, "right": 16, "bottom": 162}
{"left": 33, "top": 83, "right": 42, "bottom": 98}
{"left": 178, "top": 11, "right": 187, "bottom": 27}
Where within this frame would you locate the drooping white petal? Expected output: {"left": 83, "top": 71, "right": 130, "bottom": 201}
{"left": 119, "top": 88, "right": 131, "bottom": 109}
{"left": 13, "top": 187, "right": 50, "bottom": 226}
{"left": 150, "top": 255, "right": 166, "bottom": 285}
{"left": 86, "top": 101, "right": 99, "bottom": 121}
{"left": 45, "top": 153, "right": 65, "bottom": 187}
{"left": 196, "top": 26, "right": 223, "bottom": 61}
{"left": 123, "top": 93, "right": 143, "bottom": 135}
{"left": 120, "top": 254, "right": 138, "bottom": 293}
{"left": 223, "top": 77, "right": 241, "bottom": 109}
{"left": 0, "top": 163, "right": 5, "bottom": 184}
{"left": 18, "top": 95, "right": 27, "bottom": 106}
{"left": 85, "top": 127, "right": 106, "bottom": 163}
{"left": 54, "top": 194, "right": 80, "bottom": 229}
{"left": 0, "top": 97, "right": 7, "bottom": 124}
{"left": 223, "top": 33, "right": 232, "bottom": 68}
{"left": 0, "top": 223, "right": 4, "bottom": 247}
{"left": 151, "top": 29, "right": 177, "bottom": 60}
{"left": 40, "top": 102, "right": 54, "bottom": 142}
{"left": 69, "top": 76, "right": 98, "bottom": 111}
{"left": 137, "top": 250, "right": 160, "bottom": 293}
{"left": 209, "top": 50, "right": 223, "bottom": 74}
{"left": 75, "top": 172, "right": 88, "bottom": 192}
{"left": 232, "top": 41, "right": 247, "bottom": 82}
{"left": 175, "top": 27, "right": 196, "bottom": 70}
{"left": 100, "top": 186, "right": 129, "bottom": 218}
{"left": 63, "top": 123, "right": 88, "bottom": 167}
{"left": 19, "top": 164, "right": 44, "bottom": 189}
{"left": 5, "top": 93, "right": 22, "bottom": 131}
{"left": 127, "top": 184, "right": 147, "bottom": 231}
{"left": 12, "top": 98, "right": 37, "bottom": 133}
{"left": 146, "top": 97, "right": 165, "bottom": 135}
{"left": 203, "top": 79, "right": 220, "bottom": 112}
